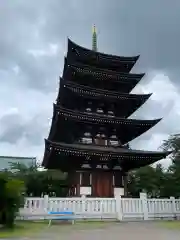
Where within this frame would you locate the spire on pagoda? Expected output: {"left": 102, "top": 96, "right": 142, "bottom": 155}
{"left": 92, "top": 25, "right": 97, "bottom": 51}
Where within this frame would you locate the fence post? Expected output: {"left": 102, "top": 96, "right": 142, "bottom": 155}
{"left": 140, "top": 192, "right": 148, "bottom": 220}
{"left": 81, "top": 195, "right": 86, "bottom": 213}
{"left": 115, "top": 196, "right": 122, "bottom": 221}
{"left": 170, "top": 196, "right": 176, "bottom": 219}
{"left": 43, "top": 195, "right": 49, "bottom": 211}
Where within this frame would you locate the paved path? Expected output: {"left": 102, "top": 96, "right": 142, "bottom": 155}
{"left": 28, "top": 222, "right": 180, "bottom": 240}
{"left": 4, "top": 222, "right": 180, "bottom": 239}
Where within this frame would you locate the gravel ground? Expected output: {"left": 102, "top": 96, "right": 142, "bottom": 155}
{"left": 3, "top": 222, "right": 180, "bottom": 240}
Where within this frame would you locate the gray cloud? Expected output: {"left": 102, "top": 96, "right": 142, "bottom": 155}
{"left": 0, "top": 0, "right": 180, "bottom": 163}
{"left": 0, "top": 111, "right": 49, "bottom": 145}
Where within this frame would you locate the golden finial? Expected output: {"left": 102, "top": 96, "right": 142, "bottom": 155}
{"left": 92, "top": 24, "right": 96, "bottom": 34}
{"left": 92, "top": 25, "right": 97, "bottom": 51}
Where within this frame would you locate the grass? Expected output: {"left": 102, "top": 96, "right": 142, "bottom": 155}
{"left": 0, "top": 220, "right": 113, "bottom": 238}
{"left": 159, "top": 220, "right": 180, "bottom": 229}
{"left": 0, "top": 221, "right": 48, "bottom": 238}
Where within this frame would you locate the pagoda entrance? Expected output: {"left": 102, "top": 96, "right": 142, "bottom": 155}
{"left": 92, "top": 171, "right": 113, "bottom": 197}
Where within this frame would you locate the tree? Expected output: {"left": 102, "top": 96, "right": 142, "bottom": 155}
{"left": 128, "top": 133, "right": 180, "bottom": 198}
{"left": 128, "top": 164, "right": 166, "bottom": 197}
{"left": 0, "top": 173, "right": 24, "bottom": 228}
{"left": 8, "top": 162, "right": 68, "bottom": 197}
{"left": 25, "top": 170, "right": 68, "bottom": 197}
{"left": 161, "top": 133, "right": 180, "bottom": 197}
{"left": 161, "top": 133, "right": 180, "bottom": 162}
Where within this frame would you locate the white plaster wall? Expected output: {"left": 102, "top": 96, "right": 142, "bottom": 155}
{"left": 114, "top": 187, "right": 124, "bottom": 196}
{"left": 80, "top": 186, "right": 92, "bottom": 196}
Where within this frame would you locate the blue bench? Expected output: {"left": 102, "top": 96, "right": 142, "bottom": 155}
{"left": 47, "top": 211, "right": 75, "bottom": 226}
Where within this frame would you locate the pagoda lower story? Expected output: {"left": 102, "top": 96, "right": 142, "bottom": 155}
{"left": 43, "top": 139, "right": 170, "bottom": 197}
{"left": 68, "top": 171, "right": 126, "bottom": 197}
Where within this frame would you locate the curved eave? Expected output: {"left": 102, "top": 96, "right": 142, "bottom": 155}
{"left": 42, "top": 139, "right": 172, "bottom": 170}
{"left": 59, "top": 78, "right": 152, "bottom": 101}
{"left": 123, "top": 154, "right": 172, "bottom": 171}
{"left": 57, "top": 79, "right": 151, "bottom": 117}
{"left": 54, "top": 104, "right": 161, "bottom": 127}
{"left": 47, "top": 104, "right": 57, "bottom": 140}
{"left": 63, "top": 57, "right": 145, "bottom": 81}
{"left": 46, "top": 139, "right": 172, "bottom": 157}
{"left": 68, "top": 38, "right": 140, "bottom": 63}
{"left": 50, "top": 104, "right": 162, "bottom": 144}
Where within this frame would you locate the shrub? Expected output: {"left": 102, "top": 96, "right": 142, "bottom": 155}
{"left": 0, "top": 173, "right": 25, "bottom": 228}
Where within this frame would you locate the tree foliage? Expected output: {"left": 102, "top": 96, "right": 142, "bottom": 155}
{"left": 128, "top": 164, "right": 166, "bottom": 197}
{"left": 7, "top": 162, "right": 68, "bottom": 197}
{"left": 0, "top": 173, "right": 24, "bottom": 228}
{"left": 161, "top": 133, "right": 180, "bottom": 163}
{"left": 128, "top": 133, "right": 180, "bottom": 198}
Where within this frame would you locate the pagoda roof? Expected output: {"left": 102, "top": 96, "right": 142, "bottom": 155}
{"left": 48, "top": 104, "right": 161, "bottom": 145}
{"left": 63, "top": 60, "right": 145, "bottom": 93}
{"left": 64, "top": 58, "right": 145, "bottom": 82}
{"left": 42, "top": 139, "right": 171, "bottom": 171}
{"left": 54, "top": 104, "right": 161, "bottom": 127}
{"left": 58, "top": 79, "right": 152, "bottom": 118}
{"left": 67, "top": 39, "right": 139, "bottom": 72}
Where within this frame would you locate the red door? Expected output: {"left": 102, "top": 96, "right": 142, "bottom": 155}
{"left": 92, "top": 172, "right": 113, "bottom": 197}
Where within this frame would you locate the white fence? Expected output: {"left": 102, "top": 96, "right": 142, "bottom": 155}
{"left": 20, "top": 193, "right": 180, "bottom": 221}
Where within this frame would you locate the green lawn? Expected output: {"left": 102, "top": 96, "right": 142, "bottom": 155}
{"left": 0, "top": 220, "right": 113, "bottom": 238}
{"left": 159, "top": 221, "right": 180, "bottom": 229}
{"left": 0, "top": 221, "right": 48, "bottom": 238}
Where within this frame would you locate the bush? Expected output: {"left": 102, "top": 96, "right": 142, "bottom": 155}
{"left": 0, "top": 173, "right": 25, "bottom": 228}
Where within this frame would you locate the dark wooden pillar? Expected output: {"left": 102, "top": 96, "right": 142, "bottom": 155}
{"left": 113, "top": 171, "right": 123, "bottom": 188}
{"left": 123, "top": 173, "right": 128, "bottom": 197}
{"left": 67, "top": 171, "right": 77, "bottom": 196}
{"left": 81, "top": 171, "right": 91, "bottom": 187}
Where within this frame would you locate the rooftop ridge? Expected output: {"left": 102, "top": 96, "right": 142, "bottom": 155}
{"left": 68, "top": 38, "right": 140, "bottom": 61}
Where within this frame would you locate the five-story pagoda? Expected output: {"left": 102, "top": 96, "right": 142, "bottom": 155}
{"left": 42, "top": 27, "right": 171, "bottom": 197}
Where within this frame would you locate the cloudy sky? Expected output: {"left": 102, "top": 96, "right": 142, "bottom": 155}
{"left": 0, "top": 0, "right": 180, "bottom": 166}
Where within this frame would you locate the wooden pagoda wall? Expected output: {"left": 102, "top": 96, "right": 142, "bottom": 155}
{"left": 67, "top": 170, "right": 125, "bottom": 197}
